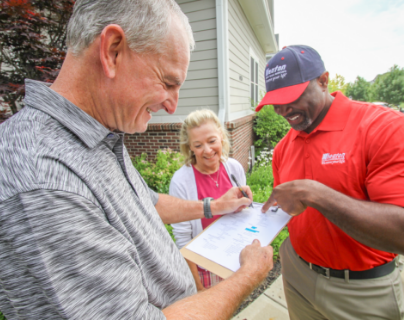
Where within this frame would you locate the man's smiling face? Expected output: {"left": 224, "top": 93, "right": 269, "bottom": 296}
{"left": 112, "top": 17, "right": 190, "bottom": 134}
{"left": 273, "top": 74, "right": 330, "bottom": 133}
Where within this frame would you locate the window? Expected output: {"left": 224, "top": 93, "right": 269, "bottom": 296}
{"left": 250, "top": 56, "right": 259, "bottom": 105}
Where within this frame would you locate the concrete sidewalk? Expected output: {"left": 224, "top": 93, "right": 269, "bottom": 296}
{"left": 232, "top": 275, "right": 288, "bottom": 320}
{"left": 232, "top": 256, "right": 404, "bottom": 320}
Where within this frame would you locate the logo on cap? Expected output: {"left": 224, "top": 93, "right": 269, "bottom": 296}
{"left": 265, "top": 65, "right": 287, "bottom": 84}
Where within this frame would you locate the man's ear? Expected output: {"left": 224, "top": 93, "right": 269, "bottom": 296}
{"left": 99, "top": 24, "right": 126, "bottom": 79}
{"left": 318, "top": 71, "right": 329, "bottom": 90}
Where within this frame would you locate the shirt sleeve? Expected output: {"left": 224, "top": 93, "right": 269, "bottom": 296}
{"left": 365, "top": 113, "right": 404, "bottom": 207}
{"left": 149, "top": 188, "right": 159, "bottom": 206}
{"left": 0, "top": 189, "right": 166, "bottom": 320}
{"left": 169, "top": 175, "right": 193, "bottom": 250}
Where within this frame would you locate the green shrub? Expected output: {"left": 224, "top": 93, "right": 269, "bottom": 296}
{"left": 0, "top": 311, "right": 5, "bottom": 320}
{"left": 254, "top": 105, "right": 290, "bottom": 151}
{"left": 132, "top": 149, "right": 184, "bottom": 194}
{"left": 271, "top": 227, "right": 289, "bottom": 261}
{"left": 247, "top": 149, "right": 274, "bottom": 203}
{"left": 165, "top": 224, "right": 175, "bottom": 242}
{"left": 132, "top": 148, "right": 184, "bottom": 243}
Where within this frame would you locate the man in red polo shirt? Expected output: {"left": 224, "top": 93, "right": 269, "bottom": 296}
{"left": 257, "top": 45, "right": 404, "bottom": 319}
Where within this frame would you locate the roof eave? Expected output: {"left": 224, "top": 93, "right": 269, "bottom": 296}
{"left": 238, "top": 0, "right": 278, "bottom": 54}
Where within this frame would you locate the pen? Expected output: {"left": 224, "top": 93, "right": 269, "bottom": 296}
{"left": 230, "top": 174, "right": 254, "bottom": 208}
{"left": 271, "top": 201, "right": 279, "bottom": 212}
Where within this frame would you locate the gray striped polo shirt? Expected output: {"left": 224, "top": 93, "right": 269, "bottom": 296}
{"left": 0, "top": 80, "right": 196, "bottom": 320}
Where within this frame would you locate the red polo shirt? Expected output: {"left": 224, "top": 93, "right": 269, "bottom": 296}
{"left": 273, "top": 92, "right": 404, "bottom": 270}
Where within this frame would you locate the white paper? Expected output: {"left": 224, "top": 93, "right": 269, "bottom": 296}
{"left": 186, "top": 203, "right": 291, "bottom": 272}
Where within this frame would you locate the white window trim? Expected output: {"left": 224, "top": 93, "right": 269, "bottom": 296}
{"left": 249, "top": 47, "right": 259, "bottom": 107}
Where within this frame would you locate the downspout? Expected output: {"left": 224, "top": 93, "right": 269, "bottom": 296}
{"left": 216, "top": 0, "right": 229, "bottom": 124}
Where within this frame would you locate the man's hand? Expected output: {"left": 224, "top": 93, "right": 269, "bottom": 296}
{"left": 262, "top": 179, "right": 318, "bottom": 215}
{"left": 239, "top": 239, "right": 273, "bottom": 283}
{"left": 163, "top": 239, "right": 273, "bottom": 320}
{"left": 211, "top": 186, "right": 253, "bottom": 216}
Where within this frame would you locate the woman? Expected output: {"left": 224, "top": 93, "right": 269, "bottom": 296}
{"left": 170, "top": 109, "right": 246, "bottom": 291}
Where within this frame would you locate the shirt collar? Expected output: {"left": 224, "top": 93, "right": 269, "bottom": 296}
{"left": 24, "top": 79, "right": 119, "bottom": 149}
{"left": 290, "top": 91, "right": 352, "bottom": 141}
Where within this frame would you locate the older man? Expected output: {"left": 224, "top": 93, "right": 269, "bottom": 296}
{"left": 259, "top": 45, "right": 404, "bottom": 319}
{"left": 0, "top": 1, "right": 273, "bottom": 319}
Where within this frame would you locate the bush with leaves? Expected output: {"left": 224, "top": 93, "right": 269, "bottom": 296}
{"left": 132, "top": 149, "right": 184, "bottom": 242}
{"left": 247, "top": 148, "right": 274, "bottom": 203}
{"left": 254, "top": 105, "right": 290, "bottom": 151}
{"left": 271, "top": 227, "right": 289, "bottom": 260}
{"left": 132, "top": 148, "right": 184, "bottom": 194}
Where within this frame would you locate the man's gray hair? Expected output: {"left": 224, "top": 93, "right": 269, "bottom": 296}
{"left": 66, "top": 0, "right": 195, "bottom": 55}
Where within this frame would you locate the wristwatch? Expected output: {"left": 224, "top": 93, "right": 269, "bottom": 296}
{"left": 203, "top": 197, "right": 214, "bottom": 219}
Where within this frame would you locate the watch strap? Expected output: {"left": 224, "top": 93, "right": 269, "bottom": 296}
{"left": 203, "top": 197, "right": 214, "bottom": 219}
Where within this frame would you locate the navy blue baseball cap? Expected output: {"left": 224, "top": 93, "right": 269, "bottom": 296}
{"left": 256, "top": 45, "right": 325, "bottom": 112}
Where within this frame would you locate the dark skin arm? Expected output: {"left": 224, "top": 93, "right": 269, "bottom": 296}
{"left": 262, "top": 179, "right": 404, "bottom": 254}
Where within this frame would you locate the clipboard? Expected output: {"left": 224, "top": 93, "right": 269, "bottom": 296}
{"left": 180, "top": 220, "right": 235, "bottom": 279}
{"left": 180, "top": 204, "right": 291, "bottom": 279}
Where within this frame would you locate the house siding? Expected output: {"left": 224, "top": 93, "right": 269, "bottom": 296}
{"left": 125, "top": 0, "right": 273, "bottom": 172}
{"left": 149, "top": 0, "right": 219, "bottom": 124}
{"left": 227, "top": 0, "right": 267, "bottom": 120}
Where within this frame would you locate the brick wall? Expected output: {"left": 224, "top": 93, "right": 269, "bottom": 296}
{"left": 124, "top": 114, "right": 256, "bottom": 172}
{"left": 124, "top": 123, "right": 182, "bottom": 160}
{"left": 226, "top": 114, "right": 256, "bottom": 172}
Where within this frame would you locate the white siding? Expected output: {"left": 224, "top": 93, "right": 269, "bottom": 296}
{"left": 227, "top": 0, "right": 267, "bottom": 120}
{"left": 150, "top": 0, "right": 219, "bottom": 124}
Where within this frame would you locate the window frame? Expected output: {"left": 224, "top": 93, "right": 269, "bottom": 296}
{"left": 249, "top": 48, "right": 259, "bottom": 106}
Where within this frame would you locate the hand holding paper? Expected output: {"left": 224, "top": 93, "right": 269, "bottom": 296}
{"left": 239, "top": 239, "right": 273, "bottom": 282}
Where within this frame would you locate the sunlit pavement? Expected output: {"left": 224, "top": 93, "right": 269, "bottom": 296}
{"left": 232, "top": 256, "right": 404, "bottom": 320}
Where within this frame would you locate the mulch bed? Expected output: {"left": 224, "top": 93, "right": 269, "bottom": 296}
{"left": 234, "top": 259, "right": 282, "bottom": 316}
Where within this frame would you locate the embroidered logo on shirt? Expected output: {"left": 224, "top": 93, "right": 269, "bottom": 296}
{"left": 322, "top": 153, "right": 346, "bottom": 165}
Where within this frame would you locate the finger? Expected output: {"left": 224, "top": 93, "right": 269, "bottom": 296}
{"left": 236, "top": 196, "right": 252, "bottom": 209}
{"left": 234, "top": 205, "right": 246, "bottom": 213}
{"left": 262, "top": 192, "right": 277, "bottom": 213}
{"left": 241, "top": 185, "right": 253, "bottom": 201}
{"left": 252, "top": 239, "right": 261, "bottom": 246}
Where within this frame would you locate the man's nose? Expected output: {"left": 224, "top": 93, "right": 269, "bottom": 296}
{"left": 164, "top": 89, "right": 179, "bottom": 115}
{"left": 274, "top": 104, "right": 291, "bottom": 117}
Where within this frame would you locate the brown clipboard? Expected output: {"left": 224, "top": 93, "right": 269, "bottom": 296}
{"left": 180, "top": 216, "right": 234, "bottom": 279}
{"left": 180, "top": 205, "right": 290, "bottom": 279}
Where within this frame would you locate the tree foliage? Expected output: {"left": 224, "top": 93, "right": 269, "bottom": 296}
{"left": 345, "top": 76, "right": 371, "bottom": 101}
{"left": 328, "top": 74, "right": 348, "bottom": 95}
{"left": 370, "top": 65, "right": 404, "bottom": 106}
{"left": 345, "top": 65, "right": 404, "bottom": 106}
{"left": 0, "top": 0, "right": 74, "bottom": 114}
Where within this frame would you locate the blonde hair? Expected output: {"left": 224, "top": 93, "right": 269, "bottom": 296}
{"left": 180, "top": 109, "right": 230, "bottom": 166}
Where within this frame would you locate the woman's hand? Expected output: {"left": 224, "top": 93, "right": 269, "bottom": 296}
{"left": 211, "top": 186, "right": 253, "bottom": 216}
